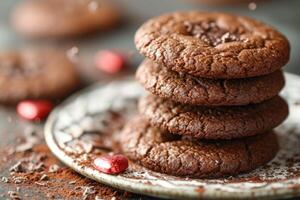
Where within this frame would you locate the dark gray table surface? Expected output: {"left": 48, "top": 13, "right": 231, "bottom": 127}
{"left": 0, "top": 0, "right": 300, "bottom": 199}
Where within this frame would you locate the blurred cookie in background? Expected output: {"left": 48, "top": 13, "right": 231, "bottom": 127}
{"left": 11, "top": 0, "right": 121, "bottom": 38}
{"left": 0, "top": 48, "right": 79, "bottom": 104}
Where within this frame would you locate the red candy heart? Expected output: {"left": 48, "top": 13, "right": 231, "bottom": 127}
{"left": 17, "top": 100, "right": 53, "bottom": 121}
{"left": 93, "top": 154, "right": 129, "bottom": 174}
{"left": 94, "top": 50, "right": 126, "bottom": 74}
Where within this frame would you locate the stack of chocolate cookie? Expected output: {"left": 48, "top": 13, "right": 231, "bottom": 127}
{"left": 120, "top": 12, "right": 290, "bottom": 178}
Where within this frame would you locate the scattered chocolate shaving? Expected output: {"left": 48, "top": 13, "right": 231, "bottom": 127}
{"left": 14, "top": 127, "right": 40, "bottom": 153}
{"left": 10, "top": 161, "right": 23, "bottom": 173}
{"left": 8, "top": 190, "right": 20, "bottom": 200}
{"left": 35, "top": 181, "right": 47, "bottom": 186}
{"left": 12, "top": 176, "right": 27, "bottom": 184}
{"left": 82, "top": 186, "right": 96, "bottom": 200}
{"left": 40, "top": 174, "right": 49, "bottom": 181}
{"left": 1, "top": 176, "right": 9, "bottom": 183}
{"left": 48, "top": 164, "right": 60, "bottom": 173}
{"left": 15, "top": 142, "right": 33, "bottom": 153}
{"left": 10, "top": 154, "right": 46, "bottom": 174}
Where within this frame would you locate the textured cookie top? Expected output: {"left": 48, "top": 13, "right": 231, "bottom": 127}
{"left": 136, "top": 59, "right": 285, "bottom": 106}
{"left": 139, "top": 94, "right": 288, "bottom": 139}
{"left": 120, "top": 117, "right": 279, "bottom": 178}
{"left": 11, "top": 0, "right": 120, "bottom": 38}
{"left": 135, "top": 12, "right": 290, "bottom": 79}
{"left": 0, "top": 49, "right": 79, "bottom": 103}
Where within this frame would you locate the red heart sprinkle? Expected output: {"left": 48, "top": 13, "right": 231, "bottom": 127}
{"left": 94, "top": 50, "right": 126, "bottom": 74}
{"left": 93, "top": 154, "right": 129, "bottom": 174}
{"left": 17, "top": 100, "right": 53, "bottom": 121}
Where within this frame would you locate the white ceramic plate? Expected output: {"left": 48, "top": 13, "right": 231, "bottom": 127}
{"left": 45, "top": 73, "right": 300, "bottom": 200}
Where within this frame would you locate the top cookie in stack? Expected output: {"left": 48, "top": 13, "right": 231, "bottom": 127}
{"left": 135, "top": 12, "right": 290, "bottom": 106}
{"left": 135, "top": 12, "right": 289, "bottom": 80}
{"left": 120, "top": 12, "right": 290, "bottom": 178}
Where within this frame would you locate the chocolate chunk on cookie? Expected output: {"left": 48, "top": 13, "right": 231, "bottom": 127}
{"left": 137, "top": 59, "right": 285, "bottom": 106}
{"left": 0, "top": 49, "right": 79, "bottom": 103}
{"left": 11, "top": 0, "right": 120, "bottom": 38}
{"left": 135, "top": 12, "right": 290, "bottom": 79}
{"left": 120, "top": 117, "right": 279, "bottom": 178}
{"left": 139, "top": 95, "right": 288, "bottom": 139}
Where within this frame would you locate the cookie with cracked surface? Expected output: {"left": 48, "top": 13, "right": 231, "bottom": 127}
{"left": 139, "top": 95, "right": 288, "bottom": 139}
{"left": 0, "top": 49, "right": 79, "bottom": 104}
{"left": 120, "top": 117, "right": 279, "bottom": 178}
{"left": 11, "top": 0, "right": 120, "bottom": 38}
{"left": 136, "top": 59, "right": 285, "bottom": 106}
{"left": 135, "top": 11, "right": 290, "bottom": 79}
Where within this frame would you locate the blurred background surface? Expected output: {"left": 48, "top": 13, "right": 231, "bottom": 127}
{"left": 1, "top": 0, "right": 299, "bottom": 76}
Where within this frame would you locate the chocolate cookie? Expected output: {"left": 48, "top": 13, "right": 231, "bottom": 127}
{"left": 0, "top": 49, "right": 79, "bottom": 103}
{"left": 11, "top": 0, "right": 120, "bottom": 38}
{"left": 139, "top": 95, "right": 288, "bottom": 139}
{"left": 136, "top": 59, "right": 285, "bottom": 106}
{"left": 120, "top": 117, "right": 279, "bottom": 178}
{"left": 135, "top": 12, "right": 290, "bottom": 79}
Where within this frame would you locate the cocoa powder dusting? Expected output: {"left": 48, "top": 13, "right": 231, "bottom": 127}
{"left": 0, "top": 136, "right": 137, "bottom": 199}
